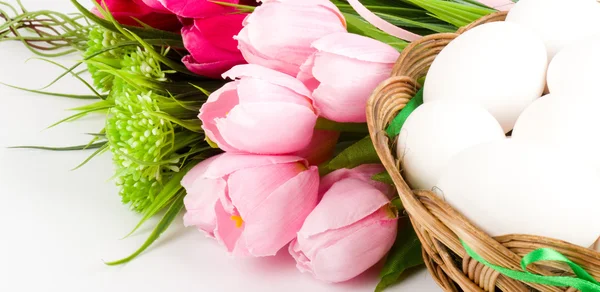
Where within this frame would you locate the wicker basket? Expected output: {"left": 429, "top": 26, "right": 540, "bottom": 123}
{"left": 366, "top": 11, "right": 600, "bottom": 292}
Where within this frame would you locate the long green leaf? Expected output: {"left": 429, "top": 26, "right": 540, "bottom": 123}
{"left": 9, "top": 141, "right": 107, "bottom": 151}
{"left": 124, "top": 165, "right": 192, "bottom": 238}
{"left": 105, "top": 190, "right": 185, "bottom": 265}
{"left": 375, "top": 217, "right": 424, "bottom": 292}
{"left": 320, "top": 136, "right": 380, "bottom": 175}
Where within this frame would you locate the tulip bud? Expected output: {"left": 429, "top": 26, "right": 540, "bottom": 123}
{"left": 199, "top": 64, "right": 318, "bottom": 154}
{"left": 298, "top": 33, "right": 400, "bottom": 123}
{"left": 236, "top": 0, "right": 347, "bottom": 76}
{"left": 289, "top": 169, "right": 398, "bottom": 283}
{"left": 93, "top": 0, "right": 181, "bottom": 31}
{"left": 182, "top": 153, "right": 320, "bottom": 257}
{"left": 182, "top": 14, "right": 247, "bottom": 78}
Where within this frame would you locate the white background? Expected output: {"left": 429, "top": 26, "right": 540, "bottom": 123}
{"left": 0, "top": 1, "right": 439, "bottom": 291}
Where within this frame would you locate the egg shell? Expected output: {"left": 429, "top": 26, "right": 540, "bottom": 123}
{"left": 547, "top": 38, "right": 600, "bottom": 96}
{"left": 397, "top": 101, "right": 505, "bottom": 190}
{"left": 434, "top": 139, "right": 600, "bottom": 247}
{"left": 423, "top": 21, "right": 547, "bottom": 132}
{"left": 512, "top": 94, "right": 600, "bottom": 170}
{"left": 506, "top": 0, "right": 600, "bottom": 61}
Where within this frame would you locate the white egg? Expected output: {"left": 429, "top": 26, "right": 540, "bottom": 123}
{"left": 397, "top": 101, "right": 505, "bottom": 190}
{"left": 547, "top": 38, "right": 600, "bottom": 96}
{"left": 506, "top": 0, "right": 600, "bottom": 61}
{"left": 434, "top": 139, "right": 600, "bottom": 247}
{"left": 512, "top": 94, "right": 600, "bottom": 170}
{"left": 423, "top": 22, "right": 547, "bottom": 133}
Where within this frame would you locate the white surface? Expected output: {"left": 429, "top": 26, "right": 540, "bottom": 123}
{"left": 0, "top": 1, "right": 439, "bottom": 291}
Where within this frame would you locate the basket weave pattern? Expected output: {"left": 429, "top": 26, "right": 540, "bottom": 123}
{"left": 366, "top": 12, "right": 600, "bottom": 292}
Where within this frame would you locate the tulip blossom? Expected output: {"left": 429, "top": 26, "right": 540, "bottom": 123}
{"left": 318, "top": 164, "right": 394, "bottom": 197}
{"left": 182, "top": 14, "right": 247, "bottom": 78}
{"left": 93, "top": 0, "right": 181, "bottom": 31}
{"left": 182, "top": 153, "right": 319, "bottom": 257}
{"left": 298, "top": 33, "right": 400, "bottom": 123}
{"left": 236, "top": 0, "right": 347, "bottom": 76}
{"left": 158, "top": 0, "right": 240, "bottom": 18}
{"left": 289, "top": 169, "right": 398, "bottom": 283}
{"left": 199, "top": 64, "right": 318, "bottom": 154}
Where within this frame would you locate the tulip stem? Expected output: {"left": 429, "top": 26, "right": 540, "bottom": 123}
{"left": 315, "top": 118, "right": 369, "bottom": 133}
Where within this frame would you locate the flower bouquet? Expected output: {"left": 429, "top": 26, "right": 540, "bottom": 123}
{"left": 6, "top": 0, "right": 600, "bottom": 291}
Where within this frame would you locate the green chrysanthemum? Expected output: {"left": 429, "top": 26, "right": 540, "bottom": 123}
{"left": 84, "top": 27, "right": 131, "bottom": 92}
{"left": 106, "top": 79, "right": 180, "bottom": 212}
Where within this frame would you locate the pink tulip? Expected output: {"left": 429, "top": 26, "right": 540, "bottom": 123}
{"left": 182, "top": 153, "right": 319, "bottom": 257}
{"left": 289, "top": 177, "right": 398, "bottom": 283}
{"left": 136, "top": 0, "right": 168, "bottom": 12}
{"left": 159, "top": 0, "right": 241, "bottom": 18}
{"left": 298, "top": 33, "right": 400, "bottom": 123}
{"left": 182, "top": 14, "right": 247, "bottom": 78}
{"left": 236, "top": 0, "right": 347, "bottom": 76}
{"left": 93, "top": 0, "right": 181, "bottom": 31}
{"left": 199, "top": 64, "right": 318, "bottom": 154}
{"left": 318, "top": 164, "right": 394, "bottom": 197}
{"left": 291, "top": 130, "right": 340, "bottom": 166}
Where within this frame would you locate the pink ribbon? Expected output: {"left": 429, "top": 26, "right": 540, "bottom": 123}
{"left": 346, "top": 0, "right": 421, "bottom": 42}
{"left": 476, "top": 0, "right": 515, "bottom": 11}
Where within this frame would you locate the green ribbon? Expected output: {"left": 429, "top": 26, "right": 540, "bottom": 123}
{"left": 462, "top": 240, "right": 600, "bottom": 291}
{"left": 386, "top": 88, "right": 424, "bottom": 138}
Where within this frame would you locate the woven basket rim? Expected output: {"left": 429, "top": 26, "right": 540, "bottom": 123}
{"left": 366, "top": 11, "right": 600, "bottom": 292}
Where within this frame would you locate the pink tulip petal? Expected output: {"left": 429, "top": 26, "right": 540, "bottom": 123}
{"left": 181, "top": 155, "right": 220, "bottom": 188}
{"left": 136, "top": 0, "right": 168, "bottom": 11}
{"left": 202, "top": 153, "right": 305, "bottom": 179}
{"left": 183, "top": 55, "right": 246, "bottom": 79}
{"left": 292, "top": 129, "right": 340, "bottom": 166}
{"left": 199, "top": 82, "right": 240, "bottom": 152}
{"left": 309, "top": 215, "right": 397, "bottom": 282}
{"left": 319, "top": 164, "right": 393, "bottom": 197}
{"left": 194, "top": 14, "right": 246, "bottom": 52}
{"left": 223, "top": 64, "right": 312, "bottom": 98}
{"left": 244, "top": 1, "right": 346, "bottom": 70}
{"left": 289, "top": 239, "right": 314, "bottom": 274}
{"left": 236, "top": 78, "right": 312, "bottom": 108}
{"left": 297, "top": 54, "right": 321, "bottom": 92}
{"left": 241, "top": 166, "right": 319, "bottom": 256}
{"left": 228, "top": 162, "right": 307, "bottom": 217}
{"left": 214, "top": 201, "right": 244, "bottom": 253}
{"left": 159, "top": 0, "right": 238, "bottom": 18}
{"left": 312, "top": 61, "right": 388, "bottom": 123}
{"left": 215, "top": 102, "right": 317, "bottom": 154}
{"left": 182, "top": 177, "right": 225, "bottom": 237}
{"left": 236, "top": 28, "right": 299, "bottom": 76}
{"left": 299, "top": 178, "right": 391, "bottom": 238}
{"left": 312, "top": 33, "right": 400, "bottom": 63}
{"left": 182, "top": 25, "right": 245, "bottom": 63}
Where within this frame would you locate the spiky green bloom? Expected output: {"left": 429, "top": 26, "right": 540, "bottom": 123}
{"left": 121, "top": 46, "right": 170, "bottom": 82}
{"left": 106, "top": 79, "right": 180, "bottom": 212}
{"left": 84, "top": 27, "right": 132, "bottom": 92}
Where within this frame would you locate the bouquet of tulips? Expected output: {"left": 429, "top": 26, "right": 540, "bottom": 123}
{"left": 0, "top": 0, "right": 513, "bottom": 290}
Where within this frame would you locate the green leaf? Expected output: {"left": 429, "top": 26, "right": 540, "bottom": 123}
{"left": 407, "top": 0, "right": 494, "bottom": 27}
{"left": 386, "top": 88, "right": 424, "bottom": 138}
{"left": 372, "top": 171, "right": 394, "bottom": 185}
{"left": 123, "top": 164, "right": 192, "bottom": 238}
{"left": 320, "top": 136, "right": 380, "bottom": 175}
{"left": 344, "top": 13, "right": 408, "bottom": 51}
{"left": 105, "top": 190, "right": 185, "bottom": 265}
{"left": 315, "top": 117, "right": 369, "bottom": 133}
{"left": 9, "top": 142, "right": 107, "bottom": 151}
{"left": 375, "top": 217, "right": 424, "bottom": 292}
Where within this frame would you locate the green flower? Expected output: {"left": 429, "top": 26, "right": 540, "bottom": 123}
{"left": 106, "top": 80, "right": 180, "bottom": 211}
{"left": 121, "top": 46, "right": 170, "bottom": 82}
{"left": 85, "top": 27, "right": 131, "bottom": 92}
